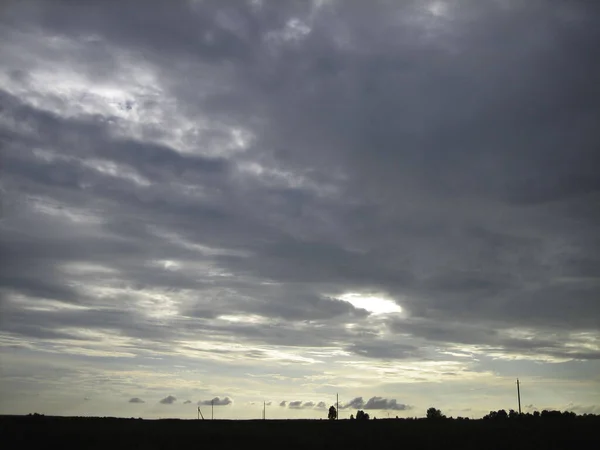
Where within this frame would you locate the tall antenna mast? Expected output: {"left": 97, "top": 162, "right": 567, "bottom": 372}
{"left": 336, "top": 393, "right": 339, "bottom": 420}
{"left": 263, "top": 401, "right": 266, "bottom": 420}
{"left": 516, "top": 379, "right": 522, "bottom": 414}
{"left": 212, "top": 399, "right": 214, "bottom": 420}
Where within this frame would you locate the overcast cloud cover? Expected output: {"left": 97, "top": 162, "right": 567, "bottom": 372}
{"left": 0, "top": 0, "right": 599, "bottom": 419}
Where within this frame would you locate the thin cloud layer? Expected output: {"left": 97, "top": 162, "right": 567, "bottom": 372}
{"left": 0, "top": 0, "right": 599, "bottom": 418}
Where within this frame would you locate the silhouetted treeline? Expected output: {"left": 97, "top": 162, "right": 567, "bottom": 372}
{"left": 482, "top": 409, "right": 593, "bottom": 420}
{"left": 3, "top": 411, "right": 599, "bottom": 450}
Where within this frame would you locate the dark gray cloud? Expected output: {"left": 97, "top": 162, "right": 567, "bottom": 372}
{"left": 341, "top": 397, "right": 365, "bottom": 410}
{"left": 364, "top": 397, "right": 411, "bottom": 411}
{"left": 287, "top": 400, "right": 320, "bottom": 410}
{"left": 347, "top": 342, "right": 422, "bottom": 360}
{"left": 159, "top": 396, "right": 177, "bottom": 405}
{"left": 183, "top": 400, "right": 192, "bottom": 404}
{"left": 0, "top": 0, "right": 599, "bottom": 415}
{"left": 128, "top": 398, "right": 145, "bottom": 404}
{"left": 389, "top": 317, "right": 600, "bottom": 361}
{"left": 199, "top": 397, "right": 232, "bottom": 406}
{"left": 342, "top": 396, "right": 411, "bottom": 411}
{"left": 280, "top": 400, "right": 331, "bottom": 410}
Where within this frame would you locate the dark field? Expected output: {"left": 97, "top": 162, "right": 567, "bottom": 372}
{"left": 2, "top": 415, "right": 600, "bottom": 450}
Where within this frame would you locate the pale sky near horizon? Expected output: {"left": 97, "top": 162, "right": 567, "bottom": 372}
{"left": 1, "top": 0, "right": 599, "bottom": 420}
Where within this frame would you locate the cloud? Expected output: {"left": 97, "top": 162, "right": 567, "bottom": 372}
{"left": 389, "top": 318, "right": 600, "bottom": 361}
{"left": 565, "top": 404, "right": 600, "bottom": 415}
{"left": 347, "top": 342, "right": 421, "bottom": 360}
{"left": 341, "top": 397, "right": 411, "bottom": 411}
{"left": 364, "top": 397, "right": 411, "bottom": 411}
{"left": 341, "top": 397, "right": 365, "bottom": 410}
{"left": 159, "top": 396, "right": 177, "bottom": 405}
{"left": 0, "top": 0, "right": 599, "bottom": 419}
{"left": 183, "top": 400, "right": 192, "bottom": 404}
{"left": 279, "top": 401, "right": 287, "bottom": 407}
{"left": 199, "top": 397, "right": 232, "bottom": 406}
{"left": 286, "top": 400, "right": 323, "bottom": 409}
{"left": 128, "top": 398, "right": 145, "bottom": 404}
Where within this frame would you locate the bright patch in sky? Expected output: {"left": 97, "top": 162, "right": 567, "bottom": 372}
{"left": 338, "top": 293, "right": 402, "bottom": 315}
{"left": 427, "top": 1, "right": 449, "bottom": 17}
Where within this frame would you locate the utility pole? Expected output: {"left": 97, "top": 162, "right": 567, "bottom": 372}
{"left": 516, "top": 379, "right": 522, "bottom": 414}
{"left": 336, "top": 393, "right": 339, "bottom": 420}
{"left": 263, "top": 401, "right": 266, "bottom": 420}
{"left": 212, "top": 399, "right": 214, "bottom": 420}
{"left": 197, "top": 406, "right": 204, "bottom": 420}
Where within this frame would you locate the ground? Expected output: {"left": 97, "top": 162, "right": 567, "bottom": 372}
{"left": 1, "top": 415, "right": 598, "bottom": 449}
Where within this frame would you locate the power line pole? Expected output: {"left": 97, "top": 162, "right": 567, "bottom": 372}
{"left": 212, "top": 399, "right": 214, "bottom": 420}
{"left": 516, "top": 379, "right": 522, "bottom": 414}
{"left": 263, "top": 401, "right": 266, "bottom": 420}
{"left": 197, "top": 406, "right": 204, "bottom": 420}
{"left": 336, "top": 393, "right": 339, "bottom": 420}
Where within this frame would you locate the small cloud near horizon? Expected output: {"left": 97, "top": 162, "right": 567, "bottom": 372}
{"left": 286, "top": 400, "right": 325, "bottom": 410}
{"left": 341, "top": 396, "right": 412, "bottom": 411}
{"left": 198, "top": 397, "right": 232, "bottom": 406}
{"left": 159, "top": 396, "right": 177, "bottom": 405}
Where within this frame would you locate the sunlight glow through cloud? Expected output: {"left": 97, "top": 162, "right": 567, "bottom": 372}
{"left": 427, "top": 1, "right": 449, "bottom": 17}
{"left": 338, "top": 293, "right": 402, "bottom": 315}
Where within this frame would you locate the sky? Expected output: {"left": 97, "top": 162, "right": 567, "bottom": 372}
{"left": 0, "top": 0, "right": 599, "bottom": 420}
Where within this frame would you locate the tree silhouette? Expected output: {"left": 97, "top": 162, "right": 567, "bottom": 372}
{"left": 356, "top": 410, "right": 370, "bottom": 420}
{"left": 482, "top": 409, "right": 580, "bottom": 421}
{"left": 483, "top": 409, "right": 508, "bottom": 420}
{"left": 328, "top": 405, "right": 337, "bottom": 420}
{"left": 426, "top": 407, "right": 445, "bottom": 420}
